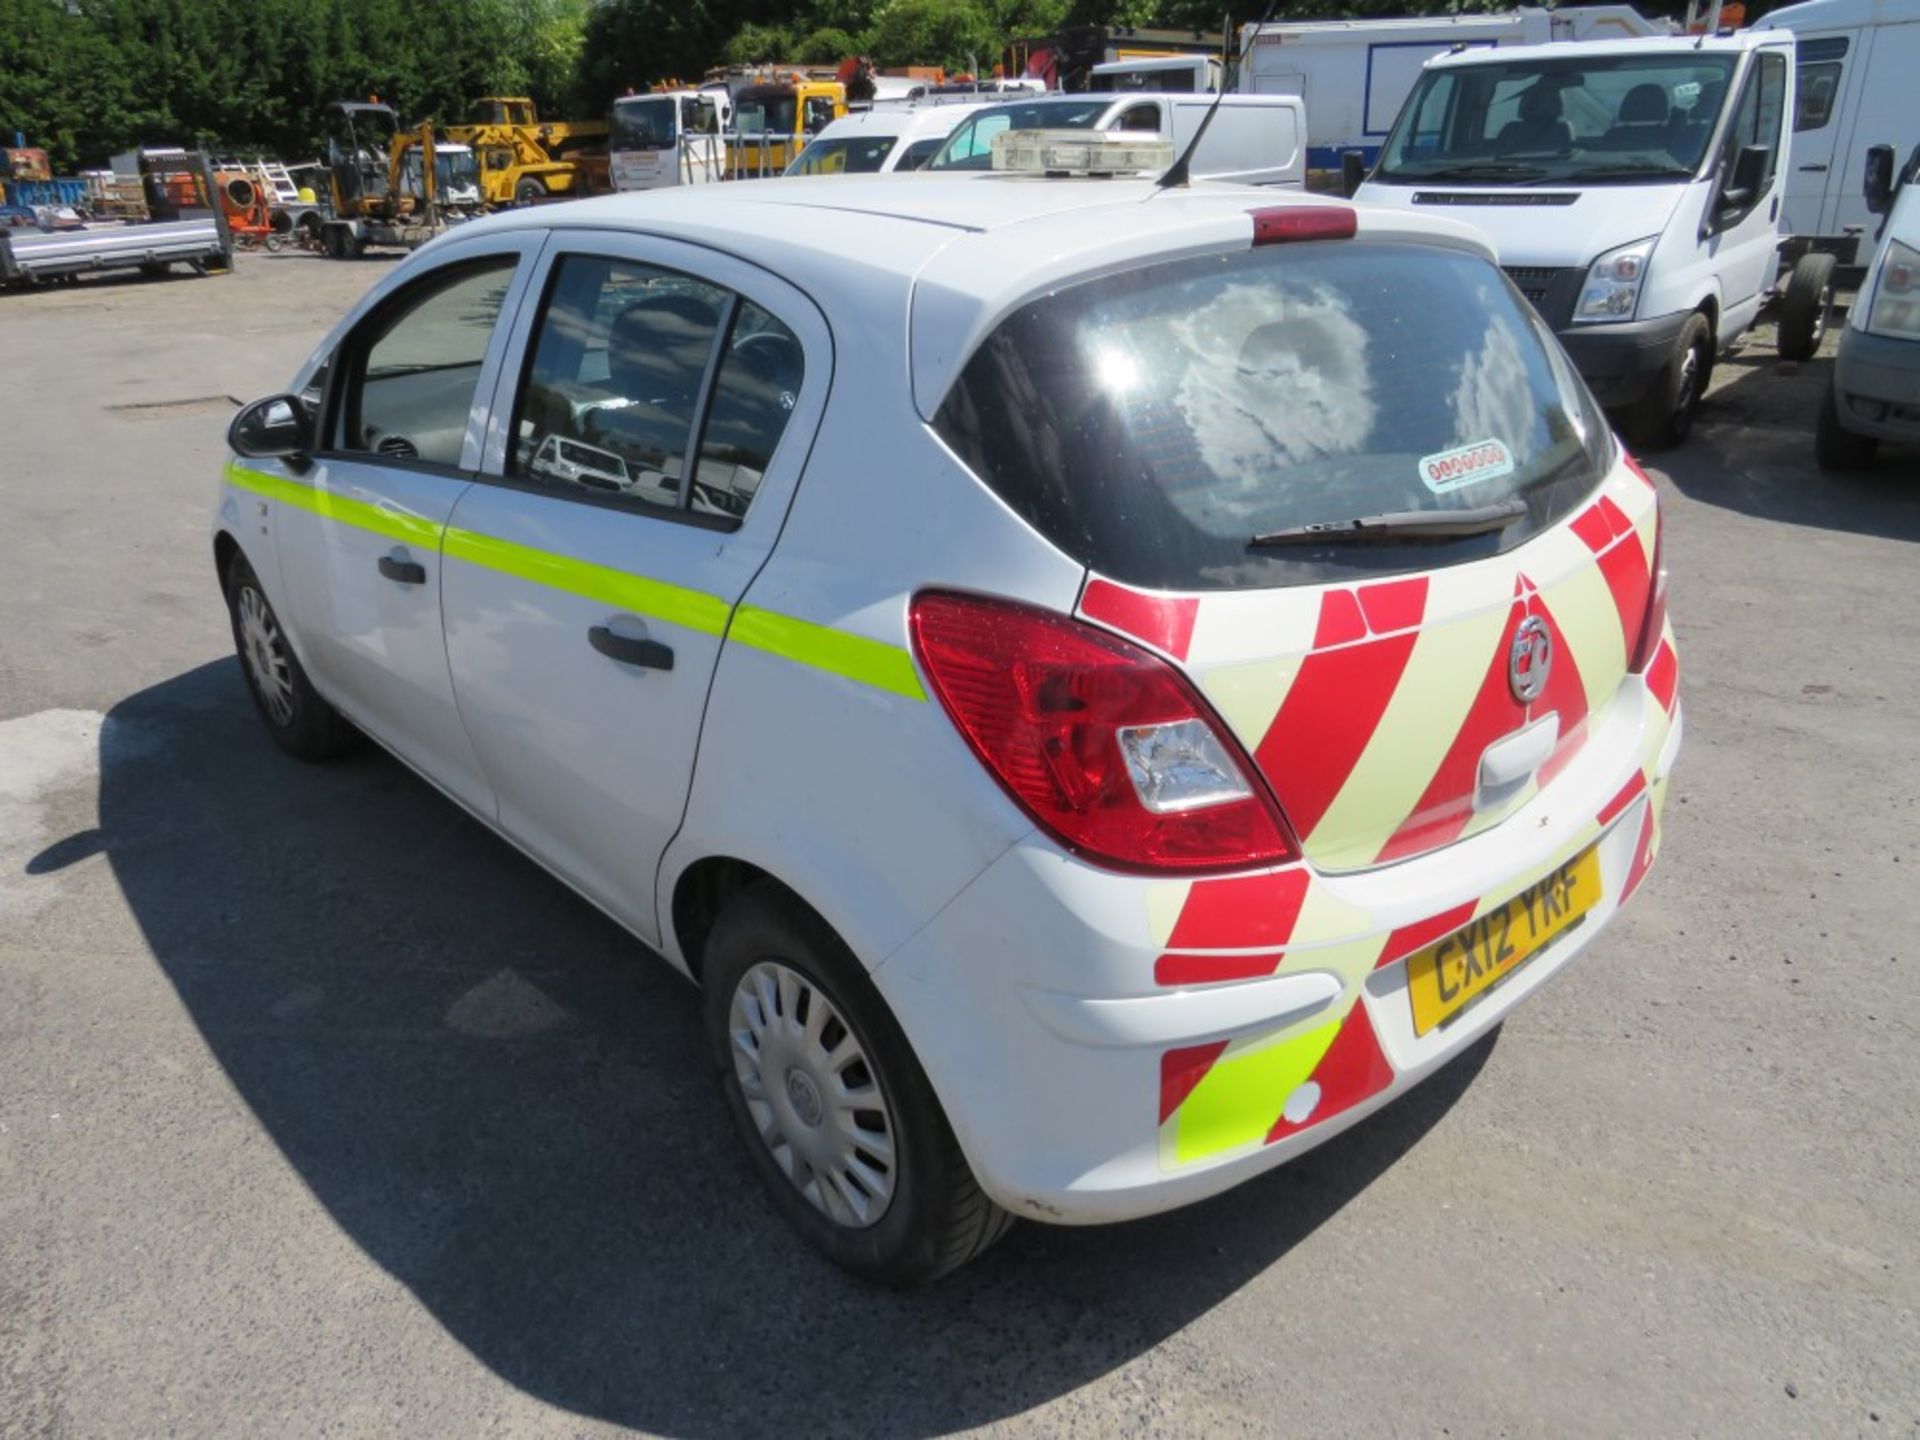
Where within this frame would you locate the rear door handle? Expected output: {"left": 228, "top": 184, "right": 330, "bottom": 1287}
{"left": 377, "top": 553, "right": 427, "bottom": 585}
{"left": 589, "top": 624, "right": 674, "bottom": 671}
{"left": 1797, "top": 163, "right": 1829, "bottom": 172}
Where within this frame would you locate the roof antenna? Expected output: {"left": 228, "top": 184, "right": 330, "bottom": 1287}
{"left": 1158, "top": 0, "right": 1283, "bottom": 189}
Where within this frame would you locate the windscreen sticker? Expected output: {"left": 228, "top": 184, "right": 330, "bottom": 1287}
{"left": 1419, "top": 439, "right": 1515, "bottom": 495}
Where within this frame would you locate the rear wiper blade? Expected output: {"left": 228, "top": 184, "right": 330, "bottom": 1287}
{"left": 1250, "top": 499, "right": 1528, "bottom": 547}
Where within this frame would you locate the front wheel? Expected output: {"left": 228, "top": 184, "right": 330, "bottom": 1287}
{"left": 514, "top": 176, "right": 547, "bottom": 205}
{"left": 1625, "top": 312, "right": 1713, "bottom": 452}
{"left": 703, "top": 883, "right": 1013, "bottom": 1285}
{"left": 1776, "top": 251, "right": 1837, "bottom": 361}
{"left": 225, "top": 554, "right": 356, "bottom": 760}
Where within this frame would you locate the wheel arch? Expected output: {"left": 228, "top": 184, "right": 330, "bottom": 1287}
{"left": 672, "top": 855, "right": 810, "bottom": 987}
{"left": 213, "top": 528, "right": 242, "bottom": 593}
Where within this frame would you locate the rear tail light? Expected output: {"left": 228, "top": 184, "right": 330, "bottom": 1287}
{"left": 909, "top": 591, "right": 1298, "bottom": 873}
{"left": 1628, "top": 491, "right": 1668, "bottom": 674}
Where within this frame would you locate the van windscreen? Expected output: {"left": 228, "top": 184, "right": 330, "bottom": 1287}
{"left": 932, "top": 243, "right": 1611, "bottom": 590}
{"left": 1374, "top": 52, "right": 1739, "bottom": 185}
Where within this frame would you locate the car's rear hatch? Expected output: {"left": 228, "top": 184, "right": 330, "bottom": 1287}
{"left": 931, "top": 227, "right": 1660, "bottom": 871}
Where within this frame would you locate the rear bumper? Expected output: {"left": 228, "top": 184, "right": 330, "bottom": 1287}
{"left": 1833, "top": 328, "right": 1920, "bottom": 443}
{"left": 875, "top": 648, "right": 1683, "bottom": 1225}
{"left": 1557, "top": 312, "right": 1691, "bottom": 408}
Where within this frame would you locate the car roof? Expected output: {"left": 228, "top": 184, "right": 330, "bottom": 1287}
{"left": 810, "top": 103, "right": 990, "bottom": 144}
{"left": 1427, "top": 30, "right": 1787, "bottom": 65}
{"left": 446, "top": 177, "right": 1494, "bottom": 415}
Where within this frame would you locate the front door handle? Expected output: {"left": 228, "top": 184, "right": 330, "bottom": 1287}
{"left": 1797, "top": 163, "right": 1829, "bottom": 172}
{"left": 377, "top": 553, "right": 427, "bottom": 585}
{"left": 589, "top": 624, "right": 674, "bottom": 671}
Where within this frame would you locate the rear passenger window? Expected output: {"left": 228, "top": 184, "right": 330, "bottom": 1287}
{"left": 691, "top": 300, "right": 803, "bottom": 518}
{"left": 510, "top": 256, "right": 806, "bottom": 520}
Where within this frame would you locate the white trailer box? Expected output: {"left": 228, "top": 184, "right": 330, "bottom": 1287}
{"left": 1756, "top": 0, "right": 1920, "bottom": 254}
{"left": 1240, "top": 7, "right": 1667, "bottom": 176}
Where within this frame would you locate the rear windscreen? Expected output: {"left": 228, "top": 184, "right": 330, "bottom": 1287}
{"left": 933, "top": 242, "right": 1611, "bottom": 590}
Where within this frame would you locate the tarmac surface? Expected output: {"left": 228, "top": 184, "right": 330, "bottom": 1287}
{"left": 1, "top": 249, "right": 1915, "bottom": 1438}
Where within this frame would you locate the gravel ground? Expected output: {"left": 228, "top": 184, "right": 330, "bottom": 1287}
{"left": 1, "top": 249, "right": 1914, "bottom": 1439}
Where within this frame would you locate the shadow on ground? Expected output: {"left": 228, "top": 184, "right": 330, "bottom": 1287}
{"left": 56, "top": 659, "right": 1495, "bottom": 1438}
{"left": 1658, "top": 343, "right": 1919, "bottom": 541}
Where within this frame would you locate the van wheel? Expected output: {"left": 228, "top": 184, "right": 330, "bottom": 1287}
{"left": 1777, "top": 252, "right": 1836, "bottom": 361}
{"left": 225, "top": 554, "right": 356, "bottom": 760}
{"left": 703, "top": 882, "right": 1013, "bottom": 1285}
{"left": 1815, "top": 377, "right": 1878, "bottom": 471}
{"left": 1626, "top": 312, "right": 1712, "bottom": 452}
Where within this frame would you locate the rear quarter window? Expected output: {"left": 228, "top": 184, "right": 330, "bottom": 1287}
{"left": 933, "top": 242, "right": 1611, "bottom": 590}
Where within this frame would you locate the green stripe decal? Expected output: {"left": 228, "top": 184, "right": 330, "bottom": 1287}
{"left": 729, "top": 605, "right": 927, "bottom": 702}
{"left": 225, "top": 462, "right": 924, "bottom": 700}
{"left": 442, "top": 526, "right": 732, "bottom": 636}
{"left": 226, "top": 462, "right": 441, "bottom": 548}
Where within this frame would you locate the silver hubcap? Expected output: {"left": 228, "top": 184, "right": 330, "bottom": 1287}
{"left": 727, "top": 960, "right": 897, "bottom": 1230}
{"left": 238, "top": 586, "right": 295, "bottom": 727}
{"left": 1676, "top": 345, "right": 1702, "bottom": 417}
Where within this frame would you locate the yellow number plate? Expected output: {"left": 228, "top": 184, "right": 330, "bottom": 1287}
{"left": 1407, "top": 846, "right": 1603, "bottom": 1037}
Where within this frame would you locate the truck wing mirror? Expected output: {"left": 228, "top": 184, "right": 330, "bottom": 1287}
{"left": 1341, "top": 150, "right": 1368, "bottom": 198}
{"left": 1719, "top": 143, "right": 1770, "bottom": 211}
{"left": 1863, "top": 144, "right": 1894, "bottom": 216}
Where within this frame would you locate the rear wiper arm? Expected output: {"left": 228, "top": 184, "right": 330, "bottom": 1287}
{"left": 1250, "top": 499, "right": 1528, "bottom": 547}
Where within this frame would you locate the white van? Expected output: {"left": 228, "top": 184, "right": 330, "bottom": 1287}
{"left": 1756, "top": 0, "right": 1920, "bottom": 258}
{"left": 1239, "top": 7, "right": 1669, "bottom": 176}
{"left": 1357, "top": 30, "right": 1802, "bottom": 449}
{"left": 786, "top": 102, "right": 990, "bottom": 177}
{"left": 929, "top": 92, "right": 1305, "bottom": 187}
{"left": 609, "top": 89, "right": 733, "bottom": 192}
{"left": 1090, "top": 54, "right": 1224, "bottom": 93}
{"left": 1819, "top": 141, "right": 1920, "bottom": 467}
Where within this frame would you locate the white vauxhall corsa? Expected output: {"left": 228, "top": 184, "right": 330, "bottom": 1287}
{"left": 213, "top": 172, "right": 1682, "bottom": 1284}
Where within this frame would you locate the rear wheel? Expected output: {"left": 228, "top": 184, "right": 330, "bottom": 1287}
{"left": 1625, "top": 311, "right": 1712, "bottom": 452}
{"left": 324, "top": 224, "right": 348, "bottom": 260}
{"left": 1776, "top": 252, "right": 1837, "bottom": 361}
{"left": 1815, "top": 377, "right": 1879, "bottom": 471}
{"left": 514, "top": 176, "right": 547, "bottom": 205}
{"left": 703, "top": 883, "right": 1012, "bottom": 1285}
{"left": 225, "top": 554, "right": 356, "bottom": 760}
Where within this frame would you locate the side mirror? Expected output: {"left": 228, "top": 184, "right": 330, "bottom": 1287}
{"left": 1719, "top": 143, "right": 1770, "bottom": 211}
{"left": 229, "top": 393, "right": 315, "bottom": 460}
{"left": 1341, "top": 150, "right": 1368, "bottom": 198}
{"left": 1863, "top": 144, "right": 1894, "bottom": 215}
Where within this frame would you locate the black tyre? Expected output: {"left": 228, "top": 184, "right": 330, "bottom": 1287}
{"left": 1625, "top": 311, "right": 1713, "bottom": 452}
{"left": 704, "top": 882, "right": 1013, "bottom": 1285}
{"left": 514, "top": 176, "right": 547, "bottom": 205}
{"left": 324, "top": 224, "right": 348, "bottom": 260}
{"left": 224, "top": 553, "right": 356, "bottom": 761}
{"left": 1777, "top": 251, "right": 1837, "bottom": 361}
{"left": 1815, "top": 377, "right": 1879, "bottom": 471}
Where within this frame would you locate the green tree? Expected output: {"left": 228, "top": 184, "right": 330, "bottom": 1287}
{"left": 724, "top": 20, "right": 798, "bottom": 63}
{"left": 796, "top": 25, "right": 857, "bottom": 62}
{"left": 865, "top": 0, "right": 1000, "bottom": 70}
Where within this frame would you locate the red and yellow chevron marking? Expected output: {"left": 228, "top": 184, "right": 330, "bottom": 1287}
{"left": 1073, "top": 465, "right": 1660, "bottom": 880}
{"left": 1153, "top": 627, "right": 1679, "bottom": 1171}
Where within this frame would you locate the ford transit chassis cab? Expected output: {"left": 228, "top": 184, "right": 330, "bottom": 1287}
{"left": 1358, "top": 31, "right": 1800, "bottom": 450}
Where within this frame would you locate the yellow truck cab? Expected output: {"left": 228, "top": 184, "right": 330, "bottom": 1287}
{"left": 728, "top": 78, "right": 847, "bottom": 177}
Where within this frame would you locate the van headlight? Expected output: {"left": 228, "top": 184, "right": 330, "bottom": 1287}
{"left": 1865, "top": 240, "right": 1920, "bottom": 341}
{"left": 1572, "top": 238, "right": 1656, "bottom": 325}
